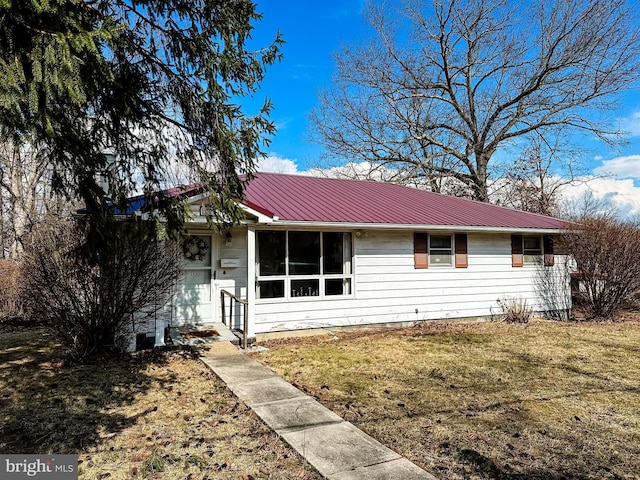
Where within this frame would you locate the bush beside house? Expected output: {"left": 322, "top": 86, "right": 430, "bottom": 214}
{"left": 562, "top": 215, "right": 640, "bottom": 319}
{"left": 19, "top": 216, "right": 183, "bottom": 360}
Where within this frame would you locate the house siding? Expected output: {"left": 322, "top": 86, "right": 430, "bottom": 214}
{"left": 253, "top": 229, "right": 569, "bottom": 333}
{"left": 216, "top": 226, "right": 249, "bottom": 330}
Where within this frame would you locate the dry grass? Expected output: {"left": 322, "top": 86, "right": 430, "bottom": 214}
{"left": 251, "top": 319, "right": 640, "bottom": 479}
{"left": 0, "top": 329, "right": 321, "bottom": 479}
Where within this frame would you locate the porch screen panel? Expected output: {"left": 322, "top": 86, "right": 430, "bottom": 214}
{"left": 257, "top": 231, "right": 285, "bottom": 275}
{"left": 289, "top": 231, "right": 320, "bottom": 275}
{"left": 257, "top": 231, "right": 285, "bottom": 299}
{"left": 323, "top": 232, "right": 352, "bottom": 296}
{"left": 323, "top": 232, "right": 350, "bottom": 274}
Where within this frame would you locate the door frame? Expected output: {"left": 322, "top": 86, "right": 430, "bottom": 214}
{"left": 174, "top": 232, "right": 219, "bottom": 325}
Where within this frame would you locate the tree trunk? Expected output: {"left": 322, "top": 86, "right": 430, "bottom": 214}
{"left": 473, "top": 155, "right": 490, "bottom": 203}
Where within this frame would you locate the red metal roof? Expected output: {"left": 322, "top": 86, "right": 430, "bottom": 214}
{"left": 242, "top": 172, "right": 566, "bottom": 230}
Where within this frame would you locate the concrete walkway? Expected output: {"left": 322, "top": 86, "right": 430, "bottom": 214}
{"left": 200, "top": 342, "right": 437, "bottom": 480}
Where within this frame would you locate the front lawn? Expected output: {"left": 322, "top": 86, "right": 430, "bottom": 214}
{"left": 251, "top": 319, "right": 640, "bottom": 479}
{"left": 0, "top": 328, "right": 321, "bottom": 480}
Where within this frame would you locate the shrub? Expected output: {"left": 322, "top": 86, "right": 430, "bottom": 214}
{"left": 20, "top": 215, "right": 183, "bottom": 360}
{"left": 496, "top": 297, "right": 533, "bottom": 324}
{"left": 561, "top": 216, "right": 640, "bottom": 319}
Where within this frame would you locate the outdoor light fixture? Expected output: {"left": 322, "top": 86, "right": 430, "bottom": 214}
{"left": 225, "top": 231, "right": 232, "bottom": 246}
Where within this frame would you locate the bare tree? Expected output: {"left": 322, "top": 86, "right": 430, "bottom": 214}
{"left": 561, "top": 215, "right": 640, "bottom": 319}
{"left": 0, "top": 139, "right": 51, "bottom": 258}
{"left": 310, "top": 0, "right": 640, "bottom": 202}
{"left": 0, "top": 259, "right": 22, "bottom": 322}
{"left": 20, "top": 215, "right": 183, "bottom": 360}
{"left": 495, "top": 136, "right": 587, "bottom": 216}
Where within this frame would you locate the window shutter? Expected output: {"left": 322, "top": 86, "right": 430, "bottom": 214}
{"left": 414, "top": 233, "right": 428, "bottom": 269}
{"left": 511, "top": 234, "right": 523, "bottom": 267}
{"left": 543, "top": 235, "right": 555, "bottom": 267}
{"left": 455, "top": 233, "right": 468, "bottom": 268}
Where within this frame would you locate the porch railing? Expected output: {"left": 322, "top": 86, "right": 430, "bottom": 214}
{"left": 220, "top": 289, "right": 248, "bottom": 349}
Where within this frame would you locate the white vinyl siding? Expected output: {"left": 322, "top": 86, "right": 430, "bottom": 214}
{"left": 170, "top": 227, "right": 569, "bottom": 336}
{"left": 253, "top": 230, "right": 569, "bottom": 333}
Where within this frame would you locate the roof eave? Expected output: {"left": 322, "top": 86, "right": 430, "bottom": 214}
{"left": 255, "top": 219, "right": 565, "bottom": 234}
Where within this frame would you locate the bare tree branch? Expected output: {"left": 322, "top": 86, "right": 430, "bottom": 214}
{"left": 310, "top": 0, "right": 640, "bottom": 203}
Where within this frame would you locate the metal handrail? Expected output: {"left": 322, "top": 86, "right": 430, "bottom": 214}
{"left": 220, "top": 289, "right": 248, "bottom": 349}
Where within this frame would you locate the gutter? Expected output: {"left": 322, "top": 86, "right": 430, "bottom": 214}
{"left": 252, "top": 219, "right": 565, "bottom": 235}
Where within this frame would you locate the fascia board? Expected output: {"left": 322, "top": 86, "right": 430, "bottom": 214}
{"left": 239, "top": 204, "right": 275, "bottom": 223}
{"left": 256, "top": 220, "right": 565, "bottom": 234}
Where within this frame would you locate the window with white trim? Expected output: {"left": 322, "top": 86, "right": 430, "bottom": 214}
{"left": 512, "top": 234, "right": 554, "bottom": 267}
{"left": 429, "top": 234, "right": 453, "bottom": 266}
{"left": 256, "top": 231, "right": 353, "bottom": 299}
{"left": 523, "top": 236, "right": 542, "bottom": 264}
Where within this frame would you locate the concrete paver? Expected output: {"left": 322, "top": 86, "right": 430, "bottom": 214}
{"left": 250, "top": 397, "right": 344, "bottom": 431}
{"left": 199, "top": 342, "right": 437, "bottom": 480}
{"left": 201, "top": 354, "right": 279, "bottom": 385}
{"left": 335, "top": 458, "right": 437, "bottom": 480}
{"left": 280, "top": 421, "right": 401, "bottom": 476}
{"left": 231, "top": 376, "right": 309, "bottom": 405}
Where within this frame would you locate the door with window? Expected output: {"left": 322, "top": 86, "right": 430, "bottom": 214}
{"left": 174, "top": 234, "right": 218, "bottom": 325}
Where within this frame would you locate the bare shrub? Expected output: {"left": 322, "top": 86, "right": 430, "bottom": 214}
{"left": 0, "top": 259, "right": 23, "bottom": 321}
{"left": 20, "top": 215, "right": 183, "bottom": 360}
{"left": 561, "top": 216, "right": 640, "bottom": 319}
{"left": 496, "top": 297, "right": 533, "bottom": 324}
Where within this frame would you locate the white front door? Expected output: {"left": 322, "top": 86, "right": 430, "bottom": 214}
{"left": 174, "top": 234, "right": 218, "bottom": 326}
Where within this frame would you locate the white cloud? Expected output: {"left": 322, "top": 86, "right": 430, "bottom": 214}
{"left": 256, "top": 154, "right": 300, "bottom": 174}
{"left": 619, "top": 111, "right": 640, "bottom": 137}
{"left": 560, "top": 176, "right": 640, "bottom": 218}
{"left": 593, "top": 155, "right": 640, "bottom": 179}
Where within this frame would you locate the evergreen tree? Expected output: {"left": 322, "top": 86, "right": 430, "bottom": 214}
{"left": 0, "top": 0, "right": 282, "bottom": 241}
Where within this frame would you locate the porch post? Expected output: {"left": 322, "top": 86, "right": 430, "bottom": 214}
{"left": 246, "top": 225, "right": 256, "bottom": 341}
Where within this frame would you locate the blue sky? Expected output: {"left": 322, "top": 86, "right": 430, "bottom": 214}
{"left": 246, "top": 1, "right": 640, "bottom": 216}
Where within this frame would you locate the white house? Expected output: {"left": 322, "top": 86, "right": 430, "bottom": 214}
{"left": 137, "top": 172, "right": 570, "bottom": 347}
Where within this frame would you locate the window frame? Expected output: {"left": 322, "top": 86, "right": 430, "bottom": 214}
{"left": 428, "top": 234, "right": 453, "bottom": 267}
{"left": 511, "top": 234, "right": 554, "bottom": 267}
{"left": 256, "top": 230, "right": 354, "bottom": 301}
{"left": 523, "top": 235, "right": 543, "bottom": 265}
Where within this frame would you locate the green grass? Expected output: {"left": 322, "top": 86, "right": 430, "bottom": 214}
{"left": 252, "top": 320, "right": 640, "bottom": 479}
{"left": 0, "top": 328, "right": 321, "bottom": 479}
